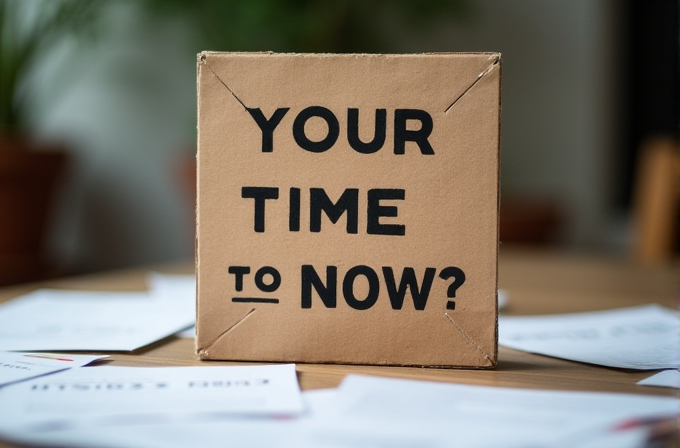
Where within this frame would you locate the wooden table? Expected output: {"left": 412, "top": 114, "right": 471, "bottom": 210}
{"left": 1, "top": 249, "right": 678, "bottom": 446}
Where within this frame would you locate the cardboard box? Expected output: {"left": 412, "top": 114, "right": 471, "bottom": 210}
{"left": 196, "top": 52, "right": 500, "bottom": 368}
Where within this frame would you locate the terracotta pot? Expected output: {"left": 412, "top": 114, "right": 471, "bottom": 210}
{"left": 0, "top": 135, "right": 67, "bottom": 285}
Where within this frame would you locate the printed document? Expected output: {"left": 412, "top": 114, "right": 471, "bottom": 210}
{"left": 0, "top": 364, "right": 303, "bottom": 436}
{"left": 0, "top": 289, "right": 195, "bottom": 351}
{"left": 0, "top": 352, "right": 106, "bottom": 386}
{"left": 499, "top": 304, "right": 680, "bottom": 369}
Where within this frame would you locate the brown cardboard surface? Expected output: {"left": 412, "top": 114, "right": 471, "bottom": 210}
{"left": 196, "top": 52, "right": 500, "bottom": 368}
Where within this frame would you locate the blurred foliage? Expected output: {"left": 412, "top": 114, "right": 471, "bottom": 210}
{"left": 139, "top": 0, "right": 472, "bottom": 53}
{"left": 0, "top": 0, "right": 103, "bottom": 133}
{"left": 0, "top": 0, "right": 472, "bottom": 133}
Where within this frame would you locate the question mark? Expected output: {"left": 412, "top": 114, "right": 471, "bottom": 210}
{"left": 438, "top": 267, "right": 466, "bottom": 311}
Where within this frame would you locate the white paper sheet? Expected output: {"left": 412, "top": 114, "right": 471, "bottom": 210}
{"left": 497, "top": 289, "right": 508, "bottom": 311}
{"left": 0, "top": 364, "right": 303, "bottom": 437}
{"left": 0, "top": 289, "right": 195, "bottom": 351}
{"left": 147, "top": 273, "right": 196, "bottom": 302}
{"left": 0, "top": 352, "right": 107, "bottom": 387}
{"left": 638, "top": 369, "right": 680, "bottom": 389}
{"left": 176, "top": 325, "right": 196, "bottom": 338}
{"left": 147, "top": 273, "right": 197, "bottom": 338}
{"left": 499, "top": 304, "right": 680, "bottom": 369}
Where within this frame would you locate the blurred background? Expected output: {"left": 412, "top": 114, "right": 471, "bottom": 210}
{"left": 0, "top": 0, "right": 678, "bottom": 285}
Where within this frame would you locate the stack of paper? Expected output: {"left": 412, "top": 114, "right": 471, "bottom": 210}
{"left": 0, "top": 370, "right": 677, "bottom": 448}
{"left": 290, "top": 375, "right": 677, "bottom": 448}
